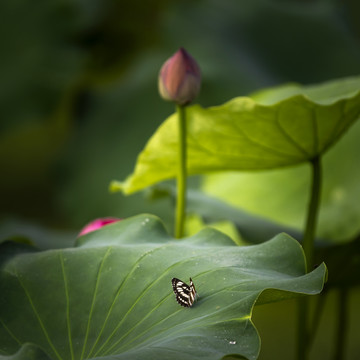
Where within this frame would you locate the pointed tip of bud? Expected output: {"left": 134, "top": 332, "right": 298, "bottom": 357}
{"left": 158, "top": 47, "right": 201, "bottom": 105}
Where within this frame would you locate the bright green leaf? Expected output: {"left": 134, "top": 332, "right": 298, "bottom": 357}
{"left": 184, "top": 213, "right": 246, "bottom": 246}
{"left": 201, "top": 113, "right": 360, "bottom": 242}
{"left": 249, "top": 76, "right": 360, "bottom": 105}
{"left": 0, "top": 215, "right": 326, "bottom": 360}
{"left": 185, "top": 188, "right": 304, "bottom": 243}
{"left": 112, "top": 76, "right": 360, "bottom": 195}
{"left": 149, "top": 185, "right": 303, "bottom": 244}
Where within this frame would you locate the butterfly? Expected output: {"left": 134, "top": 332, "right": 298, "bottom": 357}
{"left": 171, "top": 277, "right": 197, "bottom": 307}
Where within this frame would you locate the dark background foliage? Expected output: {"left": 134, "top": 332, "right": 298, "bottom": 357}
{"left": 1, "top": 0, "right": 360, "bottom": 359}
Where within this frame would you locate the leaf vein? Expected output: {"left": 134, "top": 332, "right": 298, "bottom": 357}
{"left": 15, "top": 267, "right": 63, "bottom": 360}
{"left": 60, "top": 251, "right": 74, "bottom": 360}
{"left": 188, "top": 126, "right": 300, "bottom": 162}
{"left": 0, "top": 318, "right": 22, "bottom": 346}
{"left": 89, "top": 244, "right": 166, "bottom": 358}
{"left": 81, "top": 247, "right": 113, "bottom": 360}
{"left": 275, "top": 113, "right": 310, "bottom": 158}
{"left": 102, "top": 252, "right": 219, "bottom": 354}
{"left": 112, "top": 265, "right": 257, "bottom": 354}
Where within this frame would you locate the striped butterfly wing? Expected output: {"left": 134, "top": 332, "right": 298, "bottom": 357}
{"left": 171, "top": 277, "right": 197, "bottom": 307}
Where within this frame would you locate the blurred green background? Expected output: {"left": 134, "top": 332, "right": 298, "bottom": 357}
{"left": 1, "top": 0, "right": 360, "bottom": 358}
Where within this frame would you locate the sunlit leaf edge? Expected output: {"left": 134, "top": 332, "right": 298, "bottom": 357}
{"left": 112, "top": 79, "right": 360, "bottom": 195}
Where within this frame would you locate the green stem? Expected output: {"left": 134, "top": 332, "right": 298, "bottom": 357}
{"left": 297, "top": 156, "right": 322, "bottom": 360}
{"left": 303, "top": 156, "right": 322, "bottom": 272}
{"left": 297, "top": 297, "right": 309, "bottom": 360}
{"left": 308, "top": 292, "right": 327, "bottom": 349}
{"left": 175, "top": 104, "right": 187, "bottom": 238}
{"left": 334, "top": 288, "right": 348, "bottom": 360}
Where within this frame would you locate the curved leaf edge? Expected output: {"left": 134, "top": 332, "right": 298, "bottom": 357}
{"left": 0, "top": 342, "right": 51, "bottom": 360}
{"left": 249, "top": 75, "right": 360, "bottom": 105}
{"left": 244, "top": 262, "right": 327, "bottom": 360}
{"left": 0, "top": 215, "right": 328, "bottom": 360}
{"left": 111, "top": 87, "right": 360, "bottom": 195}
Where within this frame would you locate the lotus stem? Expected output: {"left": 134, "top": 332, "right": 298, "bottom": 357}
{"left": 297, "top": 155, "right": 322, "bottom": 360}
{"left": 303, "top": 156, "right": 322, "bottom": 271}
{"left": 334, "top": 288, "right": 349, "bottom": 360}
{"left": 175, "top": 104, "right": 187, "bottom": 238}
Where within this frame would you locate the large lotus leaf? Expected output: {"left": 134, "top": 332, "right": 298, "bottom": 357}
{"left": 0, "top": 215, "right": 326, "bottom": 360}
{"left": 112, "top": 76, "right": 360, "bottom": 195}
{"left": 202, "top": 82, "right": 360, "bottom": 242}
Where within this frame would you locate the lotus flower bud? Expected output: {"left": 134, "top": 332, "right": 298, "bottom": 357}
{"left": 158, "top": 47, "right": 201, "bottom": 105}
{"left": 78, "top": 217, "right": 121, "bottom": 237}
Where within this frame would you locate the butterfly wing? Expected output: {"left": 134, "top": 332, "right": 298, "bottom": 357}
{"left": 172, "top": 278, "right": 196, "bottom": 307}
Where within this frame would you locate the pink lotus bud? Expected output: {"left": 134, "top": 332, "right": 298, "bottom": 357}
{"left": 78, "top": 217, "right": 122, "bottom": 237}
{"left": 158, "top": 47, "right": 201, "bottom": 105}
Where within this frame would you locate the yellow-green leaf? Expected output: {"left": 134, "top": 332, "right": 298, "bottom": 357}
{"left": 113, "top": 76, "right": 360, "bottom": 195}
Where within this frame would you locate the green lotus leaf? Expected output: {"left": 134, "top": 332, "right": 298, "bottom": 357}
{"left": 201, "top": 117, "right": 360, "bottom": 242}
{"left": 0, "top": 343, "right": 51, "bottom": 360}
{"left": 0, "top": 215, "right": 326, "bottom": 360}
{"left": 112, "top": 76, "right": 360, "bottom": 195}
